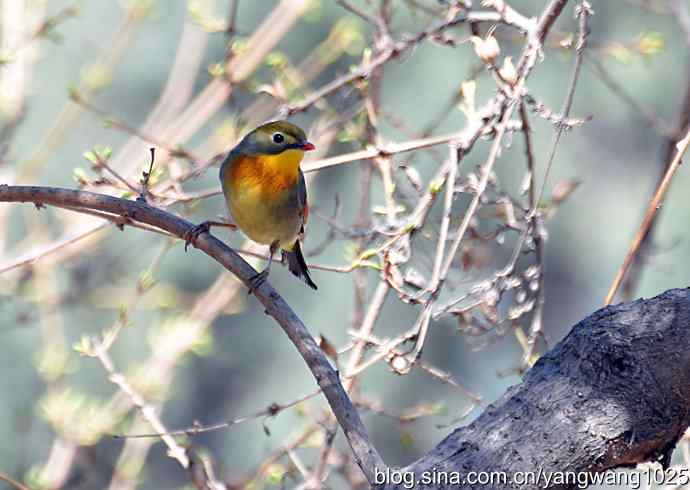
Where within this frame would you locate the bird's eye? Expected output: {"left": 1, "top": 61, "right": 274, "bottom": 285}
{"left": 272, "top": 132, "right": 285, "bottom": 144}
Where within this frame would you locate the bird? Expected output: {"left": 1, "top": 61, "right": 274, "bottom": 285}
{"left": 185, "top": 120, "right": 318, "bottom": 291}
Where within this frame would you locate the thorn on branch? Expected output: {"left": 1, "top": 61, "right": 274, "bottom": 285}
{"left": 114, "top": 213, "right": 133, "bottom": 231}
{"left": 267, "top": 402, "right": 281, "bottom": 417}
{"left": 524, "top": 95, "right": 593, "bottom": 129}
{"left": 138, "top": 148, "right": 156, "bottom": 203}
{"left": 324, "top": 425, "right": 337, "bottom": 445}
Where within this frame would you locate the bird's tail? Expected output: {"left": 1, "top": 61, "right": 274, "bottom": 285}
{"left": 283, "top": 241, "right": 318, "bottom": 290}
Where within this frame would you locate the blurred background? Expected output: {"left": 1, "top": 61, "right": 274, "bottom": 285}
{"left": 0, "top": 0, "right": 688, "bottom": 488}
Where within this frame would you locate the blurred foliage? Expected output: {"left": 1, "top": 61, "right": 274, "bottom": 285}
{"left": 0, "top": 0, "right": 688, "bottom": 489}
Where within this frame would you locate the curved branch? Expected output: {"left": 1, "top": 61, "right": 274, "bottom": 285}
{"left": 7, "top": 186, "right": 690, "bottom": 490}
{"left": 0, "top": 184, "right": 385, "bottom": 484}
{"left": 390, "top": 288, "right": 690, "bottom": 489}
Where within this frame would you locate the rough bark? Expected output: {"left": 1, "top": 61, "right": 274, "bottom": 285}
{"left": 385, "top": 288, "right": 690, "bottom": 489}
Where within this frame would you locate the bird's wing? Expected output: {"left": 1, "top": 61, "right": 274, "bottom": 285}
{"left": 298, "top": 169, "right": 309, "bottom": 230}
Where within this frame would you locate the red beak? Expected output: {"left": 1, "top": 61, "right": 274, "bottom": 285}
{"left": 301, "top": 141, "right": 315, "bottom": 151}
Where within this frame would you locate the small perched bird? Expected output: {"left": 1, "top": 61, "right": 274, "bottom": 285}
{"left": 185, "top": 121, "right": 318, "bottom": 290}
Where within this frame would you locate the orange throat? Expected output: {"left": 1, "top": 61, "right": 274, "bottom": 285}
{"left": 228, "top": 150, "right": 304, "bottom": 195}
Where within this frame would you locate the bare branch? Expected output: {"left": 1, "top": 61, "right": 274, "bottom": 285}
{"left": 604, "top": 128, "right": 690, "bottom": 305}
{"left": 0, "top": 184, "right": 385, "bottom": 483}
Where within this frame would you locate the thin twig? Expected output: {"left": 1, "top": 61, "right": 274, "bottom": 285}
{"left": 585, "top": 55, "right": 675, "bottom": 137}
{"left": 523, "top": 0, "right": 592, "bottom": 363}
{"left": 93, "top": 345, "right": 190, "bottom": 468}
{"left": 620, "top": 0, "right": 690, "bottom": 300}
{"left": 428, "top": 144, "right": 459, "bottom": 290}
{"left": 284, "top": 10, "right": 531, "bottom": 116}
{"left": 0, "top": 472, "right": 31, "bottom": 490}
{"left": 335, "top": 0, "right": 377, "bottom": 25}
{"left": 604, "top": 128, "right": 690, "bottom": 305}
{"left": 117, "top": 388, "right": 322, "bottom": 439}
{"left": 0, "top": 222, "right": 108, "bottom": 274}
{"left": 532, "top": 1, "right": 592, "bottom": 214}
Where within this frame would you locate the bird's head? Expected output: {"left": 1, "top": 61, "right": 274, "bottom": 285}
{"left": 237, "top": 121, "right": 315, "bottom": 156}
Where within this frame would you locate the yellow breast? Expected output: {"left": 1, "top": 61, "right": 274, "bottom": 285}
{"left": 222, "top": 150, "right": 305, "bottom": 246}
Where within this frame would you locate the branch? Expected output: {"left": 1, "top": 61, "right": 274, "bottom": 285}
{"left": 283, "top": 9, "right": 532, "bottom": 116}
{"left": 619, "top": 0, "right": 690, "bottom": 300}
{"left": 0, "top": 473, "right": 30, "bottom": 490}
{"left": 536, "top": 0, "right": 571, "bottom": 43}
{"left": 604, "top": 127, "right": 690, "bottom": 305}
{"left": 522, "top": 0, "right": 592, "bottom": 363}
{"left": 0, "top": 185, "right": 385, "bottom": 484}
{"left": 94, "top": 346, "right": 190, "bottom": 468}
{"left": 390, "top": 288, "right": 690, "bottom": 489}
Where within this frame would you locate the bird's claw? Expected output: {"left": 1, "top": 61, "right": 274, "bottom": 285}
{"left": 183, "top": 221, "right": 211, "bottom": 251}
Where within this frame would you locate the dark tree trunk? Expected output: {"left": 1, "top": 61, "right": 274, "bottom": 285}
{"left": 382, "top": 288, "right": 690, "bottom": 489}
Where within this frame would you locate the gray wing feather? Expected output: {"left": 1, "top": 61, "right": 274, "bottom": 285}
{"left": 298, "top": 171, "right": 307, "bottom": 209}
{"left": 297, "top": 170, "right": 308, "bottom": 229}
